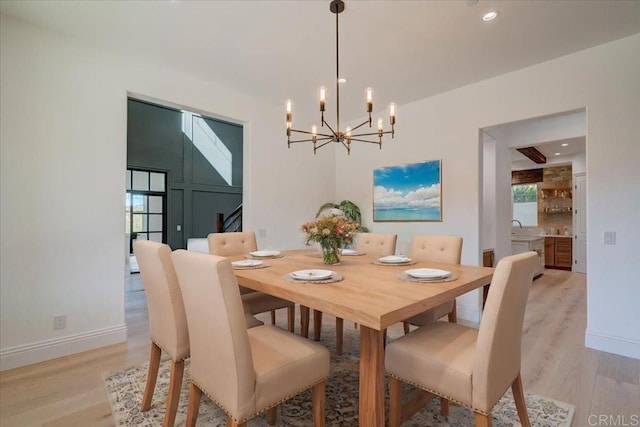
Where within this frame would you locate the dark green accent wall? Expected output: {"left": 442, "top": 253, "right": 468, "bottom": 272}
{"left": 127, "top": 98, "right": 243, "bottom": 249}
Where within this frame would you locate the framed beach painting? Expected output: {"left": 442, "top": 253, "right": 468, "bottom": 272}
{"left": 373, "top": 160, "right": 442, "bottom": 222}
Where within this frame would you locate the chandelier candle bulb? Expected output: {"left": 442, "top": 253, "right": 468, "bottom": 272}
{"left": 319, "top": 86, "right": 326, "bottom": 111}
{"left": 366, "top": 87, "right": 373, "bottom": 113}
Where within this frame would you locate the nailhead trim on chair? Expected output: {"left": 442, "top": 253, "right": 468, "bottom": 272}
{"left": 191, "top": 376, "right": 329, "bottom": 424}
{"left": 388, "top": 373, "right": 499, "bottom": 417}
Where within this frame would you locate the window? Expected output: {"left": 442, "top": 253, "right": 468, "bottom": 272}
{"left": 512, "top": 184, "right": 538, "bottom": 226}
{"left": 126, "top": 169, "right": 167, "bottom": 253}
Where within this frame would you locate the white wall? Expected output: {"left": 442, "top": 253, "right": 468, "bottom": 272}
{"left": 0, "top": 15, "right": 335, "bottom": 370}
{"left": 336, "top": 34, "right": 640, "bottom": 358}
{"left": 2, "top": 14, "right": 638, "bottom": 368}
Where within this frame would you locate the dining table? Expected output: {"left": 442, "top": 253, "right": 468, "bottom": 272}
{"left": 230, "top": 249, "right": 494, "bottom": 427}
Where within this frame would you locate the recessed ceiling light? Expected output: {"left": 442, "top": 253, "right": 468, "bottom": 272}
{"left": 561, "top": 143, "right": 568, "bottom": 147}
{"left": 555, "top": 152, "right": 561, "bottom": 156}
{"left": 482, "top": 11, "right": 498, "bottom": 21}
{"left": 337, "top": 78, "right": 347, "bottom": 84}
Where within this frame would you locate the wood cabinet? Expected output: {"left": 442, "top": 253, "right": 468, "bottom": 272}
{"left": 544, "top": 236, "right": 572, "bottom": 270}
{"left": 482, "top": 249, "right": 494, "bottom": 268}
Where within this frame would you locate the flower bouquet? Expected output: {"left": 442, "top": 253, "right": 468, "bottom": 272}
{"left": 301, "top": 215, "right": 359, "bottom": 264}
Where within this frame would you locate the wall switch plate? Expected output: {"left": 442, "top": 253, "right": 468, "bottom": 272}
{"left": 176, "top": 225, "right": 182, "bottom": 231}
{"left": 604, "top": 231, "right": 616, "bottom": 245}
{"left": 54, "top": 314, "right": 67, "bottom": 330}
{"left": 259, "top": 229, "right": 266, "bottom": 238}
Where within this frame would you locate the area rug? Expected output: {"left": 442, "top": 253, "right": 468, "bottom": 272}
{"left": 104, "top": 327, "right": 575, "bottom": 426}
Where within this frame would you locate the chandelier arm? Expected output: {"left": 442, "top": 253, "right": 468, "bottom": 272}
{"left": 315, "top": 140, "right": 333, "bottom": 150}
{"left": 352, "top": 130, "right": 393, "bottom": 138}
{"left": 290, "top": 129, "right": 334, "bottom": 138}
{"left": 347, "top": 137, "right": 386, "bottom": 144}
{"left": 348, "top": 119, "right": 372, "bottom": 133}
{"left": 321, "top": 117, "right": 338, "bottom": 137}
{"left": 289, "top": 136, "right": 334, "bottom": 144}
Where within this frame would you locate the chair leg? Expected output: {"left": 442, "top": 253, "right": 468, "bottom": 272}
{"left": 448, "top": 300, "right": 457, "bottom": 323}
{"left": 389, "top": 376, "right": 402, "bottom": 427}
{"left": 313, "top": 310, "right": 323, "bottom": 341}
{"left": 163, "top": 359, "right": 185, "bottom": 427}
{"left": 300, "top": 305, "right": 310, "bottom": 338}
{"left": 403, "top": 321, "right": 410, "bottom": 335}
{"left": 336, "top": 317, "right": 344, "bottom": 355}
{"left": 312, "top": 380, "right": 326, "bottom": 427}
{"left": 440, "top": 397, "right": 449, "bottom": 417}
{"left": 141, "top": 341, "right": 161, "bottom": 411}
{"left": 270, "top": 309, "right": 276, "bottom": 325}
{"left": 474, "top": 411, "right": 492, "bottom": 427}
{"left": 227, "top": 418, "right": 247, "bottom": 427}
{"left": 511, "top": 374, "right": 531, "bottom": 427}
{"left": 266, "top": 406, "right": 277, "bottom": 425}
{"left": 185, "top": 383, "right": 202, "bottom": 427}
{"left": 287, "top": 306, "right": 295, "bottom": 332}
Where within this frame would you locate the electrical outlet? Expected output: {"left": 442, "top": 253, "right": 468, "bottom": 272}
{"left": 54, "top": 314, "right": 66, "bottom": 330}
{"left": 176, "top": 224, "right": 182, "bottom": 232}
{"left": 259, "top": 229, "right": 267, "bottom": 238}
{"left": 604, "top": 231, "right": 616, "bottom": 245}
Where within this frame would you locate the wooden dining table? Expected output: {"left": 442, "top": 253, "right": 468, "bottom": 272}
{"left": 231, "top": 250, "right": 494, "bottom": 427}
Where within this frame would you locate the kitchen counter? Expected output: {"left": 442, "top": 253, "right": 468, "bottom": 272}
{"left": 511, "top": 235, "right": 544, "bottom": 242}
{"left": 542, "top": 234, "right": 572, "bottom": 238}
{"left": 511, "top": 236, "right": 544, "bottom": 277}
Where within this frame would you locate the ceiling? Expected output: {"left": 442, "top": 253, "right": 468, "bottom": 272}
{"left": 2, "top": 0, "right": 640, "bottom": 125}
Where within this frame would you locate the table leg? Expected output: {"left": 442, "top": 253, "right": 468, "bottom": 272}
{"left": 359, "top": 326, "right": 385, "bottom": 427}
{"left": 300, "top": 305, "right": 310, "bottom": 338}
{"left": 313, "top": 309, "right": 323, "bottom": 341}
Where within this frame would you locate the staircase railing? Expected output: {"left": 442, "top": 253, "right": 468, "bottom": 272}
{"left": 216, "top": 204, "right": 242, "bottom": 233}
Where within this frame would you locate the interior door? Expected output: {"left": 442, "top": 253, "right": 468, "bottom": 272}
{"left": 573, "top": 173, "right": 587, "bottom": 273}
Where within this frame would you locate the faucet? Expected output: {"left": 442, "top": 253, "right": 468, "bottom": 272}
{"left": 511, "top": 219, "right": 523, "bottom": 228}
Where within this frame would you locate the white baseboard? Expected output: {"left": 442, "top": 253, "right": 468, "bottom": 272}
{"left": 0, "top": 324, "right": 128, "bottom": 371}
{"left": 585, "top": 330, "right": 640, "bottom": 360}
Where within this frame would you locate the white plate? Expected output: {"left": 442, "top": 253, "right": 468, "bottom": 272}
{"left": 290, "top": 269, "right": 334, "bottom": 281}
{"left": 232, "top": 260, "right": 263, "bottom": 268}
{"left": 404, "top": 268, "right": 451, "bottom": 279}
{"left": 249, "top": 250, "right": 281, "bottom": 257}
{"left": 341, "top": 249, "right": 358, "bottom": 255}
{"left": 378, "top": 255, "right": 412, "bottom": 264}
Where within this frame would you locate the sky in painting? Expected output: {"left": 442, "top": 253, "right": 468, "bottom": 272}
{"left": 373, "top": 161, "right": 441, "bottom": 211}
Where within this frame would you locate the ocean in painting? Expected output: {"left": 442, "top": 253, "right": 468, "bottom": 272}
{"left": 374, "top": 206, "right": 440, "bottom": 221}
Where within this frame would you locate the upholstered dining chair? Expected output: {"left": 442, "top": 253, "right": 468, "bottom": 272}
{"left": 312, "top": 232, "right": 397, "bottom": 354}
{"left": 402, "top": 235, "right": 463, "bottom": 334}
{"left": 133, "top": 240, "right": 190, "bottom": 427}
{"left": 355, "top": 232, "right": 398, "bottom": 257}
{"left": 134, "top": 240, "right": 263, "bottom": 427}
{"left": 172, "top": 250, "right": 330, "bottom": 427}
{"left": 385, "top": 251, "right": 538, "bottom": 427}
{"left": 208, "top": 231, "right": 295, "bottom": 332}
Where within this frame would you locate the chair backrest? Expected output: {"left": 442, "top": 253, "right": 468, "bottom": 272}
{"left": 133, "top": 240, "right": 189, "bottom": 361}
{"left": 171, "top": 250, "right": 256, "bottom": 418}
{"left": 409, "top": 235, "right": 463, "bottom": 264}
{"left": 472, "top": 251, "right": 537, "bottom": 412}
{"left": 356, "top": 232, "right": 397, "bottom": 257}
{"left": 208, "top": 231, "right": 258, "bottom": 256}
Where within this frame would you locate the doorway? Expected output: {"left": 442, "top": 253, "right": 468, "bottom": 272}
{"left": 481, "top": 109, "right": 587, "bottom": 273}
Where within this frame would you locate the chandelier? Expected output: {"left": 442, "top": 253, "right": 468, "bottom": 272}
{"left": 286, "top": 0, "right": 396, "bottom": 155}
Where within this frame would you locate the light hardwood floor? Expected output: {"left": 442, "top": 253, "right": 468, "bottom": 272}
{"left": 1, "top": 269, "right": 638, "bottom": 426}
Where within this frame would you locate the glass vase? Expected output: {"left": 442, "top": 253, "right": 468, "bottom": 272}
{"left": 320, "top": 241, "right": 341, "bottom": 265}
